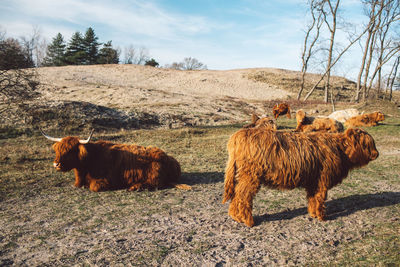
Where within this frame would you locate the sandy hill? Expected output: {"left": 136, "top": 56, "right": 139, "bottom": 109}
{"left": 6, "top": 64, "right": 367, "bottom": 131}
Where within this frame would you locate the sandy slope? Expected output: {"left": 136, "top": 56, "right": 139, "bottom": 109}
{"left": 34, "top": 65, "right": 294, "bottom": 127}
{"left": 37, "top": 64, "right": 292, "bottom": 103}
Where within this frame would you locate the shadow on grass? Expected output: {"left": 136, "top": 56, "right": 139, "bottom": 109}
{"left": 181, "top": 172, "right": 224, "bottom": 185}
{"left": 254, "top": 191, "right": 400, "bottom": 226}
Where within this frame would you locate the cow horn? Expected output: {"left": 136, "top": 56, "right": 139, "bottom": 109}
{"left": 40, "top": 128, "right": 62, "bottom": 142}
{"left": 79, "top": 129, "right": 94, "bottom": 144}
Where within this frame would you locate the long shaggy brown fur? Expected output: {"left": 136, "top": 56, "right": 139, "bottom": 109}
{"left": 295, "top": 110, "right": 343, "bottom": 133}
{"left": 243, "top": 114, "right": 277, "bottom": 130}
{"left": 222, "top": 127, "right": 378, "bottom": 227}
{"left": 50, "top": 137, "right": 190, "bottom": 192}
{"left": 272, "top": 103, "right": 291, "bottom": 119}
{"left": 344, "top": 111, "right": 385, "bottom": 127}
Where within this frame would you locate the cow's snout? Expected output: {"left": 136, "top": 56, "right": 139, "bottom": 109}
{"left": 53, "top": 162, "right": 61, "bottom": 169}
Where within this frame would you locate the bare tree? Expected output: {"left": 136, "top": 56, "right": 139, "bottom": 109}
{"left": 321, "top": 0, "right": 340, "bottom": 104}
{"left": 369, "top": 0, "right": 400, "bottom": 99}
{"left": 303, "top": 26, "right": 372, "bottom": 101}
{"left": 19, "top": 26, "right": 46, "bottom": 67}
{"left": 123, "top": 45, "right": 150, "bottom": 65}
{"left": 354, "top": 0, "right": 399, "bottom": 101}
{"left": 384, "top": 55, "right": 399, "bottom": 101}
{"left": 355, "top": 1, "right": 379, "bottom": 102}
{"left": 298, "top": 0, "right": 324, "bottom": 100}
{"left": 164, "top": 62, "right": 184, "bottom": 70}
{"left": 123, "top": 45, "right": 136, "bottom": 64}
{"left": 165, "top": 57, "right": 207, "bottom": 70}
{"left": 181, "top": 57, "right": 207, "bottom": 70}
{"left": 0, "top": 34, "right": 39, "bottom": 115}
{"left": 136, "top": 47, "right": 150, "bottom": 65}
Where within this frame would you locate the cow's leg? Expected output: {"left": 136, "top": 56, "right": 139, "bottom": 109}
{"left": 228, "top": 197, "right": 242, "bottom": 223}
{"left": 306, "top": 189, "right": 317, "bottom": 218}
{"left": 229, "top": 172, "right": 260, "bottom": 227}
{"left": 73, "top": 169, "right": 86, "bottom": 188}
{"left": 127, "top": 163, "right": 161, "bottom": 191}
{"left": 127, "top": 182, "right": 148, "bottom": 191}
{"left": 88, "top": 179, "right": 110, "bottom": 192}
{"left": 314, "top": 188, "right": 328, "bottom": 221}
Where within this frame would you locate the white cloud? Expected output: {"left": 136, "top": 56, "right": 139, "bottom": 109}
{"left": 5, "top": 0, "right": 215, "bottom": 40}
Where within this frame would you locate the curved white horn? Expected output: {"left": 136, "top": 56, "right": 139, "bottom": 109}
{"left": 79, "top": 129, "right": 94, "bottom": 144}
{"left": 40, "top": 128, "right": 63, "bottom": 142}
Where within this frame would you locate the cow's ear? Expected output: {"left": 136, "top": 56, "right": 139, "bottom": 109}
{"left": 345, "top": 128, "right": 357, "bottom": 138}
{"left": 251, "top": 114, "right": 260, "bottom": 123}
{"left": 345, "top": 128, "right": 362, "bottom": 162}
{"left": 78, "top": 144, "right": 88, "bottom": 160}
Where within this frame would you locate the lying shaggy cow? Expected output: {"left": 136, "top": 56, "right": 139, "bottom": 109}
{"left": 344, "top": 111, "right": 385, "bottom": 127}
{"left": 295, "top": 110, "right": 343, "bottom": 133}
{"left": 222, "top": 127, "right": 378, "bottom": 227}
{"left": 272, "top": 103, "right": 291, "bottom": 119}
{"left": 328, "top": 108, "right": 360, "bottom": 123}
{"left": 243, "top": 114, "right": 277, "bottom": 130}
{"left": 42, "top": 130, "right": 191, "bottom": 192}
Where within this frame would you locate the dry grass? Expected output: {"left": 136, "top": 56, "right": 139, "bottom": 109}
{"left": 247, "top": 69, "right": 357, "bottom": 101}
{"left": 1, "top": 115, "right": 399, "bottom": 266}
{"left": 1, "top": 65, "right": 400, "bottom": 265}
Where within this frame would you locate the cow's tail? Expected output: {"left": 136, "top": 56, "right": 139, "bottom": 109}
{"left": 222, "top": 149, "right": 236, "bottom": 204}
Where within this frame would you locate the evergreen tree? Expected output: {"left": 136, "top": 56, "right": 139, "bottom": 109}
{"left": 65, "top": 31, "right": 85, "bottom": 65}
{"left": 97, "top": 41, "right": 119, "bottom": 64}
{"left": 144, "top": 58, "right": 159, "bottom": 67}
{"left": 83, "top": 27, "right": 100, "bottom": 65}
{"left": 43, "top": 33, "right": 66, "bottom": 66}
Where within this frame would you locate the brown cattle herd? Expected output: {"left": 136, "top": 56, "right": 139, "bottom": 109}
{"left": 42, "top": 102, "right": 384, "bottom": 227}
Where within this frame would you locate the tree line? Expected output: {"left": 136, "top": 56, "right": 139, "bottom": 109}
{"left": 0, "top": 26, "right": 208, "bottom": 70}
{"left": 298, "top": 0, "right": 400, "bottom": 103}
{"left": 0, "top": 25, "right": 208, "bottom": 116}
{"left": 43, "top": 27, "right": 119, "bottom": 66}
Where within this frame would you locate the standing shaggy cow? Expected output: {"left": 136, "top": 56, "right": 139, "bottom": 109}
{"left": 42, "top": 130, "right": 191, "bottom": 192}
{"left": 222, "top": 127, "right": 378, "bottom": 227}
{"left": 272, "top": 103, "right": 291, "bottom": 119}
{"left": 295, "top": 110, "right": 343, "bottom": 133}
{"left": 344, "top": 111, "right": 385, "bottom": 127}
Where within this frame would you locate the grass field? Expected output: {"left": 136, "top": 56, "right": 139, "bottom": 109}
{"left": 1, "top": 115, "right": 399, "bottom": 266}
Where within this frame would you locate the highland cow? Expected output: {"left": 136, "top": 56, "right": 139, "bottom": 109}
{"left": 272, "top": 103, "right": 291, "bottom": 119}
{"left": 42, "top": 130, "right": 191, "bottom": 192}
{"left": 222, "top": 127, "right": 378, "bottom": 227}
{"left": 344, "top": 111, "right": 385, "bottom": 127}
{"left": 243, "top": 114, "right": 277, "bottom": 130}
{"left": 328, "top": 108, "right": 360, "bottom": 123}
{"left": 295, "top": 110, "right": 343, "bottom": 133}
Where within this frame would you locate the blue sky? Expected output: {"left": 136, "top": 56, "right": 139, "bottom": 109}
{"left": 0, "top": 0, "right": 366, "bottom": 79}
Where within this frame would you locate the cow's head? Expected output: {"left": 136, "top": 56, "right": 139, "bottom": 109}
{"left": 41, "top": 129, "right": 93, "bottom": 172}
{"left": 373, "top": 111, "right": 385, "bottom": 122}
{"left": 243, "top": 114, "right": 277, "bottom": 130}
{"left": 296, "top": 110, "right": 307, "bottom": 124}
{"left": 344, "top": 128, "right": 379, "bottom": 166}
